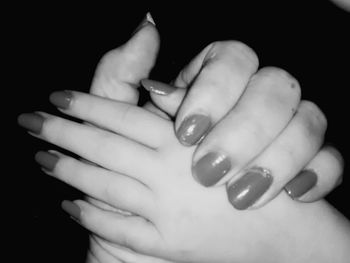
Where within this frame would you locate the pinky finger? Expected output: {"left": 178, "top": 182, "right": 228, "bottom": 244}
{"left": 89, "top": 236, "right": 124, "bottom": 263}
{"left": 285, "top": 145, "right": 344, "bottom": 202}
{"left": 62, "top": 200, "right": 162, "bottom": 254}
{"left": 85, "top": 252, "right": 101, "bottom": 263}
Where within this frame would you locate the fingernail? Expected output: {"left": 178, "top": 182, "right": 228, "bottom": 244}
{"left": 192, "top": 152, "right": 231, "bottom": 186}
{"left": 61, "top": 200, "right": 81, "bottom": 221}
{"left": 17, "top": 113, "right": 44, "bottom": 134}
{"left": 132, "top": 12, "right": 156, "bottom": 35}
{"left": 49, "top": 90, "right": 73, "bottom": 110}
{"left": 227, "top": 167, "right": 273, "bottom": 210}
{"left": 141, "top": 79, "right": 176, "bottom": 95}
{"left": 285, "top": 170, "right": 317, "bottom": 199}
{"left": 35, "top": 151, "right": 59, "bottom": 171}
{"left": 176, "top": 114, "right": 212, "bottom": 146}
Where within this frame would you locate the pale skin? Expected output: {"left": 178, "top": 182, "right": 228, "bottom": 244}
{"left": 22, "top": 88, "right": 350, "bottom": 263}
{"left": 18, "top": 15, "right": 347, "bottom": 262}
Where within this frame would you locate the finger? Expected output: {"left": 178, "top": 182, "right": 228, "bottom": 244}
{"left": 49, "top": 91, "right": 172, "bottom": 148}
{"left": 93, "top": 235, "right": 175, "bottom": 263}
{"left": 285, "top": 145, "right": 344, "bottom": 202}
{"left": 89, "top": 236, "right": 123, "bottom": 263}
{"left": 143, "top": 101, "right": 171, "bottom": 120}
{"left": 192, "top": 67, "right": 301, "bottom": 188}
{"left": 18, "top": 112, "right": 158, "bottom": 182}
{"left": 85, "top": 196, "right": 135, "bottom": 216}
{"left": 226, "top": 100, "right": 326, "bottom": 209}
{"left": 35, "top": 150, "right": 154, "bottom": 217}
{"left": 63, "top": 200, "right": 162, "bottom": 255}
{"left": 141, "top": 79, "right": 186, "bottom": 117}
{"left": 148, "top": 41, "right": 259, "bottom": 146}
{"left": 90, "top": 13, "right": 160, "bottom": 103}
{"left": 86, "top": 250, "right": 102, "bottom": 263}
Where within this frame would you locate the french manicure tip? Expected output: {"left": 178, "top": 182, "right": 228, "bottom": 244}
{"left": 146, "top": 12, "right": 156, "bottom": 25}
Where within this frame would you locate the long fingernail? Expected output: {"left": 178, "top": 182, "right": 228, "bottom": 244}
{"left": 17, "top": 113, "right": 44, "bottom": 134}
{"left": 35, "top": 151, "right": 59, "bottom": 171}
{"left": 141, "top": 79, "right": 176, "bottom": 95}
{"left": 176, "top": 114, "right": 212, "bottom": 146}
{"left": 132, "top": 12, "right": 156, "bottom": 35}
{"left": 285, "top": 170, "right": 317, "bottom": 199}
{"left": 227, "top": 167, "right": 273, "bottom": 210}
{"left": 49, "top": 90, "right": 73, "bottom": 110}
{"left": 61, "top": 200, "right": 81, "bottom": 221}
{"left": 192, "top": 152, "right": 231, "bottom": 186}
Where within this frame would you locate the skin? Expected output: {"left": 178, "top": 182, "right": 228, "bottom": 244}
{"left": 19, "top": 15, "right": 345, "bottom": 262}
{"left": 20, "top": 91, "right": 350, "bottom": 262}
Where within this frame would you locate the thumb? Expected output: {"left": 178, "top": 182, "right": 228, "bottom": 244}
{"left": 90, "top": 13, "right": 160, "bottom": 104}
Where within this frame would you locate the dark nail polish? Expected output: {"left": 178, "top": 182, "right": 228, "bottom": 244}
{"left": 227, "top": 167, "right": 273, "bottom": 210}
{"left": 61, "top": 200, "right": 81, "bottom": 221}
{"left": 35, "top": 151, "right": 59, "bottom": 171}
{"left": 49, "top": 90, "right": 73, "bottom": 110}
{"left": 176, "top": 114, "right": 212, "bottom": 146}
{"left": 17, "top": 113, "right": 44, "bottom": 134}
{"left": 285, "top": 170, "right": 317, "bottom": 199}
{"left": 141, "top": 79, "right": 176, "bottom": 95}
{"left": 192, "top": 152, "right": 231, "bottom": 187}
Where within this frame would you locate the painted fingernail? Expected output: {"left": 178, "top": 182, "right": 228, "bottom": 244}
{"left": 61, "top": 200, "right": 81, "bottom": 221}
{"left": 141, "top": 79, "right": 176, "bottom": 95}
{"left": 176, "top": 114, "right": 212, "bottom": 146}
{"left": 227, "top": 167, "right": 273, "bottom": 210}
{"left": 192, "top": 152, "right": 231, "bottom": 186}
{"left": 285, "top": 170, "right": 317, "bottom": 199}
{"left": 132, "top": 12, "right": 156, "bottom": 35}
{"left": 49, "top": 90, "right": 73, "bottom": 110}
{"left": 17, "top": 113, "right": 44, "bottom": 134}
{"left": 35, "top": 151, "right": 59, "bottom": 171}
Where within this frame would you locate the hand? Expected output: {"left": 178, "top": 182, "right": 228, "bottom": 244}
{"left": 18, "top": 13, "right": 345, "bottom": 262}
{"left": 17, "top": 89, "right": 350, "bottom": 262}
{"left": 143, "top": 40, "right": 343, "bottom": 209}
{"left": 88, "top": 12, "right": 343, "bottom": 210}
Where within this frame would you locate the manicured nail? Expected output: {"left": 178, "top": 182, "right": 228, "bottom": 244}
{"left": 17, "top": 113, "right": 44, "bottom": 134}
{"left": 285, "top": 170, "right": 317, "bottom": 199}
{"left": 192, "top": 152, "right": 231, "bottom": 187}
{"left": 176, "top": 114, "right": 212, "bottom": 146}
{"left": 227, "top": 167, "right": 273, "bottom": 210}
{"left": 132, "top": 12, "right": 156, "bottom": 35}
{"left": 35, "top": 151, "right": 59, "bottom": 171}
{"left": 61, "top": 200, "right": 81, "bottom": 221}
{"left": 141, "top": 79, "right": 176, "bottom": 95}
{"left": 49, "top": 90, "right": 73, "bottom": 110}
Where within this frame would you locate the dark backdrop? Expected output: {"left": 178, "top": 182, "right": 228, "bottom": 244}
{"left": 11, "top": 2, "right": 349, "bottom": 262}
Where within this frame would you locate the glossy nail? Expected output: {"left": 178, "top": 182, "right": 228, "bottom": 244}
{"left": 132, "top": 12, "right": 156, "bottom": 35}
{"left": 49, "top": 90, "right": 73, "bottom": 110}
{"left": 176, "top": 114, "right": 212, "bottom": 146}
{"left": 141, "top": 79, "right": 176, "bottom": 95}
{"left": 285, "top": 170, "right": 317, "bottom": 199}
{"left": 35, "top": 151, "right": 59, "bottom": 171}
{"left": 17, "top": 113, "right": 44, "bottom": 134}
{"left": 61, "top": 200, "right": 81, "bottom": 221}
{"left": 192, "top": 152, "right": 231, "bottom": 187}
{"left": 227, "top": 167, "right": 273, "bottom": 210}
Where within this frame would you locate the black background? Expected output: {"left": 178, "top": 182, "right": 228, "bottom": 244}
{"left": 10, "top": 2, "right": 349, "bottom": 262}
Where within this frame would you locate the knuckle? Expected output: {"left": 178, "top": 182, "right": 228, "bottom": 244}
{"left": 227, "top": 41, "right": 259, "bottom": 67}
{"left": 299, "top": 100, "right": 328, "bottom": 137}
{"left": 324, "top": 145, "right": 345, "bottom": 171}
{"left": 208, "top": 40, "right": 259, "bottom": 69}
{"left": 254, "top": 67, "right": 302, "bottom": 100}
